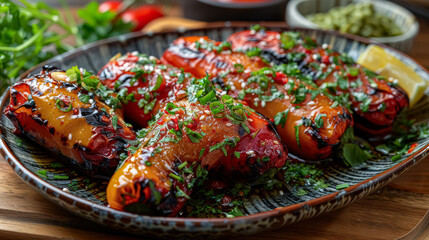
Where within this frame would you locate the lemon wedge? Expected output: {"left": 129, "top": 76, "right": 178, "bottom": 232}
{"left": 357, "top": 45, "right": 427, "bottom": 107}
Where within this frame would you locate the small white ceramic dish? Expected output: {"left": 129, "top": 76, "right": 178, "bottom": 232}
{"left": 286, "top": 0, "right": 419, "bottom": 53}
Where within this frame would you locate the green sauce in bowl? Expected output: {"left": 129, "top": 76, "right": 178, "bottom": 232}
{"left": 307, "top": 3, "right": 403, "bottom": 38}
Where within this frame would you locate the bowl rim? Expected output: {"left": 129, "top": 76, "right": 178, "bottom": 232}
{"left": 288, "top": 0, "right": 420, "bottom": 43}
{"left": 2, "top": 23, "right": 429, "bottom": 231}
{"left": 198, "top": 0, "right": 286, "bottom": 9}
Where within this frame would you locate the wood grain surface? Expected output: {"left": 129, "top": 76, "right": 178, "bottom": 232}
{"left": 1, "top": 7, "right": 429, "bottom": 240}
{"left": 1, "top": 155, "right": 429, "bottom": 240}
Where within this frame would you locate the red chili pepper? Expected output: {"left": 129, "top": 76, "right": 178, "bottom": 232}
{"left": 101, "top": 115, "right": 110, "bottom": 123}
{"left": 321, "top": 55, "right": 330, "bottom": 64}
{"left": 303, "top": 48, "right": 312, "bottom": 55}
{"left": 408, "top": 143, "right": 418, "bottom": 153}
{"left": 187, "top": 121, "right": 197, "bottom": 129}
{"left": 171, "top": 117, "right": 179, "bottom": 131}
{"left": 272, "top": 72, "right": 288, "bottom": 84}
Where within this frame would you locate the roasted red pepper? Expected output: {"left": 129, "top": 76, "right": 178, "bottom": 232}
{"left": 162, "top": 36, "right": 352, "bottom": 160}
{"left": 4, "top": 66, "right": 136, "bottom": 177}
{"left": 227, "top": 30, "right": 409, "bottom": 137}
{"left": 107, "top": 77, "right": 287, "bottom": 216}
{"left": 98, "top": 53, "right": 189, "bottom": 127}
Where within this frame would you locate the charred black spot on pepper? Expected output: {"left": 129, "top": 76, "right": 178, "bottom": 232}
{"left": 61, "top": 81, "right": 78, "bottom": 91}
{"left": 42, "top": 65, "right": 63, "bottom": 72}
{"left": 260, "top": 50, "right": 288, "bottom": 65}
{"left": 238, "top": 124, "right": 247, "bottom": 137}
{"left": 307, "top": 127, "right": 330, "bottom": 149}
{"left": 339, "top": 110, "right": 353, "bottom": 121}
{"left": 117, "top": 74, "right": 135, "bottom": 86}
{"left": 168, "top": 44, "right": 205, "bottom": 59}
{"left": 137, "top": 179, "right": 150, "bottom": 203}
{"left": 214, "top": 60, "right": 228, "bottom": 69}
{"left": 80, "top": 107, "right": 109, "bottom": 127}
{"left": 211, "top": 77, "right": 227, "bottom": 90}
{"left": 98, "top": 67, "right": 114, "bottom": 81}
{"left": 60, "top": 135, "right": 68, "bottom": 146}
{"left": 32, "top": 115, "right": 47, "bottom": 126}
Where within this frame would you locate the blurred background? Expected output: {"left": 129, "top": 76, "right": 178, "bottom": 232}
{"left": 2, "top": 0, "right": 429, "bottom": 91}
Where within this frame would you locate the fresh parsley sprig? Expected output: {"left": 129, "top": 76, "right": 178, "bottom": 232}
{"left": 0, "top": 0, "right": 134, "bottom": 93}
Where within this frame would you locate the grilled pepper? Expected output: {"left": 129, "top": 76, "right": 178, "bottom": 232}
{"left": 4, "top": 65, "right": 136, "bottom": 177}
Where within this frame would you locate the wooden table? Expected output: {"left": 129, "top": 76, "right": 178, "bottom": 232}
{"left": 2, "top": 13, "right": 429, "bottom": 240}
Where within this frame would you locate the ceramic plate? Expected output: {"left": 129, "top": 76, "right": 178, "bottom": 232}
{"left": 1, "top": 24, "right": 429, "bottom": 238}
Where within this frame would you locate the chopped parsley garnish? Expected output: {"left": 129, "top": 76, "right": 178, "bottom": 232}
{"left": 150, "top": 75, "right": 163, "bottom": 92}
{"left": 178, "top": 162, "right": 188, "bottom": 170}
{"left": 280, "top": 31, "right": 300, "bottom": 50}
{"left": 274, "top": 109, "right": 289, "bottom": 128}
{"left": 78, "top": 93, "right": 90, "bottom": 103}
{"left": 209, "top": 137, "right": 239, "bottom": 156}
{"left": 185, "top": 127, "right": 205, "bottom": 143}
{"left": 136, "top": 128, "right": 149, "bottom": 139}
{"left": 169, "top": 173, "right": 184, "bottom": 182}
{"left": 209, "top": 101, "right": 225, "bottom": 115}
{"left": 165, "top": 102, "right": 179, "bottom": 114}
{"left": 314, "top": 114, "right": 327, "bottom": 128}
{"left": 54, "top": 174, "right": 69, "bottom": 180}
{"left": 336, "top": 183, "right": 350, "bottom": 190}
{"left": 111, "top": 115, "right": 118, "bottom": 130}
{"left": 15, "top": 137, "right": 23, "bottom": 147}
{"left": 199, "top": 148, "right": 205, "bottom": 159}
{"left": 66, "top": 66, "right": 82, "bottom": 84}
{"left": 339, "top": 53, "right": 355, "bottom": 65}
{"left": 348, "top": 67, "right": 359, "bottom": 77}
{"left": 292, "top": 83, "right": 308, "bottom": 104}
{"left": 250, "top": 24, "right": 265, "bottom": 32}
{"left": 303, "top": 36, "right": 317, "bottom": 49}
{"left": 37, "top": 170, "right": 48, "bottom": 178}
{"left": 225, "top": 206, "right": 244, "bottom": 218}
{"left": 246, "top": 47, "right": 261, "bottom": 57}
{"left": 66, "top": 66, "right": 122, "bottom": 110}
{"left": 177, "top": 68, "right": 185, "bottom": 84}
{"left": 295, "top": 125, "right": 301, "bottom": 148}
{"left": 234, "top": 63, "right": 244, "bottom": 73}
{"left": 175, "top": 186, "right": 191, "bottom": 199}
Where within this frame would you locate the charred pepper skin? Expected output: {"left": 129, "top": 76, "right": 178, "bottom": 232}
{"left": 98, "top": 53, "right": 189, "bottom": 128}
{"left": 100, "top": 53, "right": 288, "bottom": 216}
{"left": 4, "top": 66, "right": 136, "bottom": 177}
{"left": 107, "top": 96, "right": 287, "bottom": 216}
{"left": 162, "top": 36, "right": 352, "bottom": 160}
{"left": 227, "top": 30, "right": 409, "bottom": 137}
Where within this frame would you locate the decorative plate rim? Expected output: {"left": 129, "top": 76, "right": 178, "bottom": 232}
{"left": 2, "top": 23, "right": 429, "bottom": 229}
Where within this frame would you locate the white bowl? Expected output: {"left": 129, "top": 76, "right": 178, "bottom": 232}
{"left": 286, "top": 0, "right": 419, "bottom": 53}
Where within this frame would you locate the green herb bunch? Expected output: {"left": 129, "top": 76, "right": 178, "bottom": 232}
{"left": 0, "top": 0, "right": 133, "bottom": 93}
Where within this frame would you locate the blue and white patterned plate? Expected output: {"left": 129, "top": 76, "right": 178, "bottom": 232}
{"left": 1, "top": 24, "right": 429, "bottom": 238}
